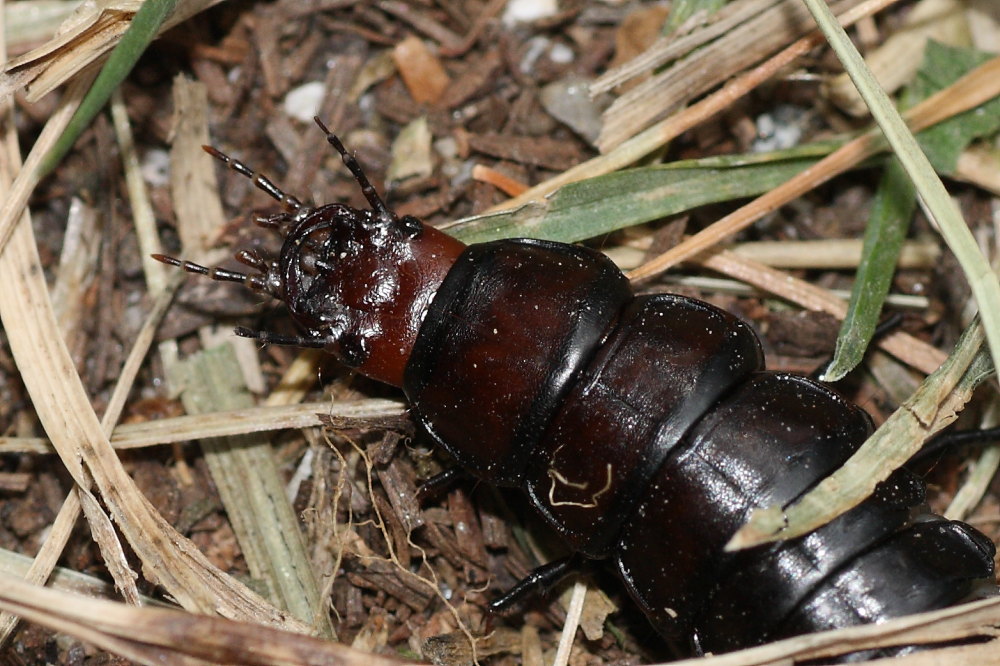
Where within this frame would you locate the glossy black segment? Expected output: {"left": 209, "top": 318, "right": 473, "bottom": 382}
{"left": 522, "top": 293, "right": 763, "bottom": 556}
{"left": 773, "top": 518, "right": 996, "bottom": 645}
{"left": 911, "top": 425, "right": 1000, "bottom": 464}
{"left": 695, "top": 469, "right": 923, "bottom": 651}
{"left": 487, "top": 555, "right": 582, "bottom": 616}
{"left": 614, "top": 372, "right": 878, "bottom": 642}
{"left": 415, "top": 467, "right": 469, "bottom": 504}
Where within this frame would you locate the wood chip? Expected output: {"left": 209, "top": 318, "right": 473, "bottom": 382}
{"left": 439, "top": 50, "right": 503, "bottom": 109}
{"left": 393, "top": 35, "right": 451, "bottom": 105}
{"left": 466, "top": 132, "right": 583, "bottom": 171}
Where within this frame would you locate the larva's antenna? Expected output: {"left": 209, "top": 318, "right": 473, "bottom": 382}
{"left": 151, "top": 253, "right": 275, "bottom": 296}
{"left": 202, "top": 145, "right": 305, "bottom": 214}
{"left": 312, "top": 116, "right": 395, "bottom": 226}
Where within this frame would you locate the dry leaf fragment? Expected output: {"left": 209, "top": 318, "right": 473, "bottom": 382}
{"left": 1, "top": 0, "right": 223, "bottom": 103}
{"left": 577, "top": 587, "right": 617, "bottom": 641}
{"left": 824, "top": 0, "right": 972, "bottom": 116}
{"left": 387, "top": 116, "right": 434, "bottom": 183}
{"left": 392, "top": 35, "right": 450, "bottom": 105}
{"left": 606, "top": 3, "right": 672, "bottom": 89}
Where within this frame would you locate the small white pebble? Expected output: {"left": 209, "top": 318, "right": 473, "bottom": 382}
{"left": 548, "top": 42, "right": 574, "bottom": 64}
{"left": 283, "top": 81, "right": 325, "bottom": 122}
{"left": 140, "top": 148, "right": 170, "bottom": 187}
{"left": 503, "top": 0, "right": 558, "bottom": 25}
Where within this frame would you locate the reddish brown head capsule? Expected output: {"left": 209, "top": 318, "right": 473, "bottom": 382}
{"left": 155, "top": 118, "right": 465, "bottom": 386}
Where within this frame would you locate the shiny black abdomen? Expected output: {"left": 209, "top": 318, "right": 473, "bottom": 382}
{"left": 404, "top": 238, "right": 996, "bottom": 653}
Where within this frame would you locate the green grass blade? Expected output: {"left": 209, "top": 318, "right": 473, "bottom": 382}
{"left": 905, "top": 41, "right": 1000, "bottom": 174}
{"left": 823, "top": 41, "right": 998, "bottom": 381}
{"left": 450, "top": 155, "right": 819, "bottom": 245}
{"left": 800, "top": 0, "right": 1000, "bottom": 379}
{"left": 37, "top": 0, "right": 177, "bottom": 178}
{"left": 822, "top": 158, "right": 916, "bottom": 381}
{"left": 731, "top": 0, "right": 1000, "bottom": 550}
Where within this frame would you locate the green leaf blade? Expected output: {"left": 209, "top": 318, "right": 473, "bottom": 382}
{"left": 451, "top": 156, "right": 819, "bottom": 245}
{"left": 823, "top": 158, "right": 916, "bottom": 381}
{"left": 38, "top": 0, "right": 178, "bottom": 178}
{"left": 906, "top": 41, "right": 1000, "bottom": 174}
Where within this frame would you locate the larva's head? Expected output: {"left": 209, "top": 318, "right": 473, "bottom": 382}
{"left": 156, "top": 118, "right": 465, "bottom": 387}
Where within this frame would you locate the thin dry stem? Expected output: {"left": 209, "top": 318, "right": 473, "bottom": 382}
{"left": 685, "top": 246, "right": 947, "bottom": 374}
{"left": 348, "top": 437, "right": 481, "bottom": 662}
{"left": 551, "top": 581, "right": 587, "bottom": 666}
{"left": 0, "top": 399, "right": 406, "bottom": 454}
{"left": 478, "top": 0, "right": 900, "bottom": 217}
{"left": 627, "top": 54, "right": 1000, "bottom": 282}
{"left": 0, "top": 572, "right": 417, "bottom": 666}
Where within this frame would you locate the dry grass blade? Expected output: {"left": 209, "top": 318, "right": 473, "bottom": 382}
{"left": 947, "top": 442, "right": 1000, "bottom": 520}
{"left": 0, "top": 71, "right": 91, "bottom": 272}
{"left": 627, "top": 54, "right": 1000, "bottom": 282}
{"left": 121, "top": 399, "right": 403, "bottom": 447}
{"left": 175, "top": 345, "right": 335, "bottom": 635}
{"left": 481, "top": 0, "right": 899, "bottom": 217}
{"left": 591, "top": 0, "right": 782, "bottom": 94}
{"left": 0, "top": 59, "right": 302, "bottom": 637}
{"left": 0, "top": 399, "right": 406, "bottom": 454}
{"left": 730, "top": 238, "right": 940, "bottom": 269}
{"left": 169, "top": 75, "right": 227, "bottom": 260}
{"left": 0, "top": 572, "right": 417, "bottom": 666}
{"left": 596, "top": 0, "right": 868, "bottom": 151}
{"left": 0, "top": 541, "right": 164, "bottom": 603}
{"left": 6, "top": 1, "right": 78, "bottom": 51}
{"left": 551, "top": 581, "right": 587, "bottom": 666}
{"left": 696, "top": 248, "right": 946, "bottom": 374}
{"left": 0, "top": 0, "right": 223, "bottom": 103}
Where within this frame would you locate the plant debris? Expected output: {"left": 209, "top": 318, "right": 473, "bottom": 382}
{"left": 1, "top": 1, "right": 999, "bottom": 665}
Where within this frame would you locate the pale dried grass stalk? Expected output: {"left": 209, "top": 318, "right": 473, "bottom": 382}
{"left": 0, "top": 571, "right": 416, "bottom": 666}
{"left": 0, "top": 399, "right": 407, "bottom": 454}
